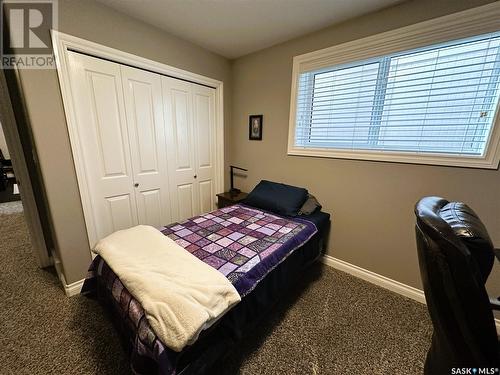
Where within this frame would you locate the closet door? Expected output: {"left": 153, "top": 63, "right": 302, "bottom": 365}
{"left": 192, "top": 84, "right": 216, "bottom": 214}
{"left": 162, "top": 77, "right": 198, "bottom": 221}
{"left": 67, "top": 52, "right": 138, "bottom": 243}
{"left": 121, "top": 66, "right": 171, "bottom": 227}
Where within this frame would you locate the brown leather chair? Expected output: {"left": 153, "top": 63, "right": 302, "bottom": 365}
{"left": 414, "top": 197, "right": 499, "bottom": 374}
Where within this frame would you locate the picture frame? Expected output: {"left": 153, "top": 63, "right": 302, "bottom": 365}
{"left": 249, "top": 114, "right": 263, "bottom": 140}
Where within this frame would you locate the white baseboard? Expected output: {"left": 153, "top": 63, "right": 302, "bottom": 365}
{"left": 63, "top": 278, "right": 84, "bottom": 297}
{"left": 321, "top": 255, "right": 426, "bottom": 303}
{"left": 52, "top": 253, "right": 84, "bottom": 296}
{"left": 321, "top": 254, "right": 500, "bottom": 334}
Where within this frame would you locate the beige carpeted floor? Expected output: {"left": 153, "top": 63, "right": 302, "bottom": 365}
{"left": 0, "top": 209, "right": 433, "bottom": 374}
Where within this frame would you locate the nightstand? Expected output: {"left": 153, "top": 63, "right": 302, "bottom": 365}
{"left": 216, "top": 191, "right": 248, "bottom": 208}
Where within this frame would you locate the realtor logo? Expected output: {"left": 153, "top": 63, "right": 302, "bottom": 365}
{"left": 1, "top": 0, "right": 58, "bottom": 69}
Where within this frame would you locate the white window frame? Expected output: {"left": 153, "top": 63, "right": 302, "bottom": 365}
{"left": 287, "top": 2, "right": 500, "bottom": 169}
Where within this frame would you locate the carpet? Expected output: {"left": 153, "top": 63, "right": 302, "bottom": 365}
{"left": 0, "top": 200, "right": 23, "bottom": 214}
{"left": 0, "top": 210, "right": 130, "bottom": 375}
{"left": 0, "top": 211, "right": 433, "bottom": 374}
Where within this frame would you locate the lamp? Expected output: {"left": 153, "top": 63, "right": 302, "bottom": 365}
{"left": 229, "top": 165, "right": 247, "bottom": 196}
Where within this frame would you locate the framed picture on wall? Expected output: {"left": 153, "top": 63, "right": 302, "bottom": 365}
{"left": 249, "top": 114, "right": 263, "bottom": 140}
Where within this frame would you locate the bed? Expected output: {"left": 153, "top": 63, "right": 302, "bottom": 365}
{"left": 82, "top": 182, "right": 330, "bottom": 374}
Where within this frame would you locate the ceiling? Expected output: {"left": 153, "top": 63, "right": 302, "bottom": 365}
{"left": 96, "top": 0, "right": 403, "bottom": 59}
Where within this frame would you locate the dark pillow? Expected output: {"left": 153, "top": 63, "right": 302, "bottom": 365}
{"left": 298, "top": 194, "right": 322, "bottom": 215}
{"left": 244, "top": 180, "right": 308, "bottom": 217}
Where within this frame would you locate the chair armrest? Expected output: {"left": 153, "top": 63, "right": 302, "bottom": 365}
{"left": 490, "top": 297, "right": 500, "bottom": 311}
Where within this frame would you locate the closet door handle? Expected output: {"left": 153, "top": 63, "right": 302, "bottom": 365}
{"left": 134, "top": 183, "right": 139, "bottom": 188}
{"left": 193, "top": 175, "right": 197, "bottom": 179}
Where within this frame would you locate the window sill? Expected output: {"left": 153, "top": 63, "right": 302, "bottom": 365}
{"left": 287, "top": 146, "right": 500, "bottom": 169}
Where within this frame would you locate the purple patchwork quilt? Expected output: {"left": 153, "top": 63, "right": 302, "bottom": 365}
{"left": 160, "top": 204, "right": 317, "bottom": 296}
{"left": 82, "top": 204, "right": 317, "bottom": 374}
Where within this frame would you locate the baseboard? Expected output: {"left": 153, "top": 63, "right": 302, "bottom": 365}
{"left": 63, "top": 278, "right": 84, "bottom": 297}
{"left": 51, "top": 253, "right": 84, "bottom": 296}
{"left": 321, "top": 254, "right": 426, "bottom": 303}
{"left": 321, "top": 254, "right": 500, "bottom": 334}
{"left": 55, "top": 266, "right": 84, "bottom": 297}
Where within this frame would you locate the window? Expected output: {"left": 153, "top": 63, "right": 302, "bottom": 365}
{"left": 288, "top": 4, "right": 500, "bottom": 168}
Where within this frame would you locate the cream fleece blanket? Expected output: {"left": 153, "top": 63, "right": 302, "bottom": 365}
{"left": 93, "top": 225, "right": 241, "bottom": 352}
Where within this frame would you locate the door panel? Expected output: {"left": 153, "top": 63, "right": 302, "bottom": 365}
{"left": 192, "top": 85, "right": 217, "bottom": 214}
{"left": 172, "top": 89, "right": 193, "bottom": 170}
{"left": 193, "top": 93, "right": 211, "bottom": 168}
{"left": 90, "top": 73, "right": 129, "bottom": 177}
{"left": 177, "top": 183, "right": 196, "bottom": 220}
{"left": 129, "top": 82, "right": 158, "bottom": 173}
{"left": 137, "top": 189, "right": 162, "bottom": 228}
{"left": 162, "top": 77, "right": 199, "bottom": 221}
{"left": 105, "top": 194, "right": 135, "bottom": 231}
{"left": 121, "top": 66, "right": 171, "bottom": 227}
{"left": 198, "top": 179, "right": 213, "bottom": 214}
{"left": 67, "top": 52, "right": 137, "bottom": 244}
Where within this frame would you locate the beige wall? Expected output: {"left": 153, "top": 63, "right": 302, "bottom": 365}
{"left": 17, "top": 0, "right": 232, "bottom": 284}
{"left": 230, "top": 0, "right": 500, "bottom": 295}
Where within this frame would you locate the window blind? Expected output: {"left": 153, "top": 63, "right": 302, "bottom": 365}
{"left": 294, "top": 32, "right": 500, "bottom": 156}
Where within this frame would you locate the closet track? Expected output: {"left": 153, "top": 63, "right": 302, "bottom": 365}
{"left": 67, "top": 48, "right": 216, "bottom": 89}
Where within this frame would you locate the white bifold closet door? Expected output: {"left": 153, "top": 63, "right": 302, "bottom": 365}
{"left": 162, "top": 77, "right": 216, "bottom": 222}
{"left": 66, "top": 51, "right": 216, "bottom": 245}
{"left": 121, "top": 65, "right": 172, "bottom": 227}
{"left": 68, "top": 52, "right": 139, "bottom": 241}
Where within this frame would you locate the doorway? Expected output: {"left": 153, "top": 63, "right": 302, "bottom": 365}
{"left": 0, "top": 120, "right": 21, "bottom": 205}
{"left": 0, "top": 67, "right": 53, "bottom": 268}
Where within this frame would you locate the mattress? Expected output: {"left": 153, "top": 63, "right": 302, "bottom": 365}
{"left": 298, "top": 209, "right": 330, "bottom": 236}
{"left": 82, "top": 204, "right": 330, "bottom": 374}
